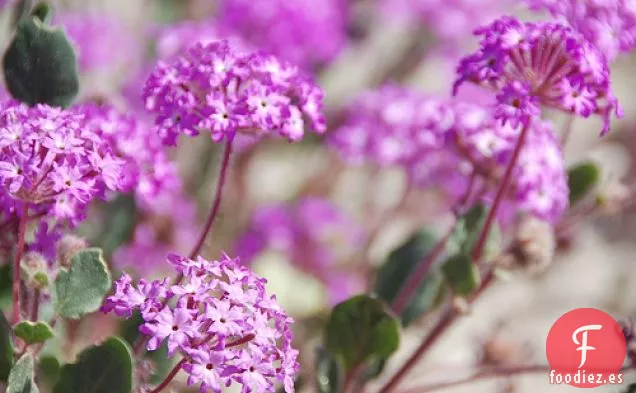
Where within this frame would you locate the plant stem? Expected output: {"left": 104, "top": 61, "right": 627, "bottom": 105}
{"left": 377, "top": 272, "right": 495, "bottom": 393}
{"left": 188, "top": 138, "right": 234, "bottom": 259}
{"left": 11, "top": 204, "right": 28, "bottom": 324}
{"left": 149, "top": 358, "right": 186, "bottom": 393}
{"left": 30, "top": 289, "right": 39, "bottom": 321}
{"left": 471, "top": 123, "right": 531, "bottom": 262}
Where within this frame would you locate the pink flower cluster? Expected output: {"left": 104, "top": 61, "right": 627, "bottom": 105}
{"left": 526, "top": 0, "right": 636, "bottom": 61}
{"left": 78, "top": 104, "right": 181, "bottom": 210}
{"left": 234, "top": 198, "right": 366, "bottom": 304}
{"left": 330, "top": 85, "right": 569, "bottom": 223}
{"left": 142, "top": 40, "right": 326, "bottom": 145}
{"left": 0, "top": 101, "right": 125, "bottom": 225}
{"left": 453, "top": 16, "right": 620, "bottom": 134}
{"left": 381, "top": 0, "right": 511, "bottom": 49}
{"left": 102, "top": 253, "right": 299, "bottom": 393}
{"left": 217, "top": 0, "right": 347, "bottom": 69}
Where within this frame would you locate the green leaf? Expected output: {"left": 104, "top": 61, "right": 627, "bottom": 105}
{"left": 37, "top": 355, "right": 61, "bottom": 390}
{"left": 0, "top": 311, "right": 14, "bottom": 381}
{"left": 52, "top": 337, "right": 133, "bottom": 393}
{"left": 3, "top": 2, "right": 79, "bottom": 107}
{"left": 54, "top": 248, "right": 111, "bottom": 319}
{"left": 98, "top": 194, "right": 137, "bottom": 257}
{"left": 315, "top": 347, "right": 343, "bottom": 393}
{"left": 7, "top": 354, "right": 39, "bottom": 393}
{"left": 14, "top": 321, "right": 54, "bottom": 345}
{"left": 0, "top": 265, "right": 12, "bottom": 309}
{"left": 440, "top": 254, "right": 480, "bottom": 297}
{"left": 374, "top": 230, "right": 446, "bottom": 326}
{"left": 324, "top": 295, "right": 400, "bottom": 373}
{"left": 567, "top": 162, "right": 601, "bottom": 205}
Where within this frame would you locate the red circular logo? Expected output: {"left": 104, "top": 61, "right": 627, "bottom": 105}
{"left": 546, "top": 308, "right": 626, "bottom": 388}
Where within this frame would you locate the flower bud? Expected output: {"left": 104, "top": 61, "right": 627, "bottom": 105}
{"left": 57, "top": 235, "right": 87, "bottom": 268}
{"left": 494, "top": 216, "right": 556, "bottom": 275}
{"left": 20, "top": 252, "right": 49, "bottom": 290}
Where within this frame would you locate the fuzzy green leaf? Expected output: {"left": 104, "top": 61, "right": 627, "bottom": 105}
{"left": 3, "top": 2, "right": 79, "bottom": 107}
{"left": 52, "top": 337, "right": 133, "bottom": 393}
{"left": 315, "top": 347, "right": 342, "bottom": 393}
{"left": 7, "top": 354, "right": 39, "bottom": 393}
{"left": 14, "top": 321, "right": 54, "bottom": 345}
{"left": 567, "top": 162, "right": 601, "bottom": 205}
{"left": 324, "top": 295, "right": 400, "bottom": 373}
{"left": 54, "top": 248, "right": 111, "bottom": 319}
{"left": 374, "top": 230, "right": 446, "bottom": 326}
{"left": 0, "top": 312, "right": 14, "bottom": 381}
{"left": 441, "top": 254, "right": 480, "bottom": 297}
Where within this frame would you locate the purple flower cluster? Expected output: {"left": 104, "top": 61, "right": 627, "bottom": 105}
{"left": 78, "top": 104, "right": 181, "bottom": 210}
{"left": 526, "top": 0, "right": 636, "bottom": 60}
{"left": 217, "top": 0, "right": 347, "bottom": 69}
{"left": 234, "top": 197, "right": 366, "bottom": 304}
{"left": 330, "top": 85, "right": 569, "bottom": 223}
{"left": 142, "top": 40, "right": 326, "bottom": 145}
{"left": 453, "top": 16, "right": 620, "bottom": 134}
{"left": 0, "top": 101, "right": 125, "bottom": 225}
{"left": 102, "top": 253, "right": 298, "bottom": 393}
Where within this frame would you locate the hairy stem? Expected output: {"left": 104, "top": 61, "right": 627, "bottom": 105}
{"left": 471, "top": 122, "right": 531, "bottom": 262}
{"left": 149, "top": 358, "right": 186, "bottom": 393}
{"left": 188, "top": 138, "right": 234, "bottom": 259}
{"left": 11, "top": 204, "right": 28, "bottom": 324}
{"left": 30, "top": 289, "right": 39, "bottom": 321}
{"left": 377, "top": 272, "right": 495, "bottom": 393}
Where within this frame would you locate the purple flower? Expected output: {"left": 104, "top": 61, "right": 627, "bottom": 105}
{"left": 0, "top": 101, "right": 127, "bottom": 226}
{"left": 330, "top": 85, "right": 569, "bottom": 223}
{"left": 234, "top": 197, "right": 366, "bottom": 305}
{"left": 453, "top": 16, "right": 621, "bottom": 134}
{"left": 380, "top": 0, "right": 512, "bottom": 50}
{"left": 102, "top": 253, "right": 299, "bottom": 393}
{"left": 526, "top": 0, "right": 636, "bottom": 60}
{"left": 217, "top": 0, "right": 347, "bottom": 69}
{"left": 142, "top": 40, "right": 326, "bottom": 145}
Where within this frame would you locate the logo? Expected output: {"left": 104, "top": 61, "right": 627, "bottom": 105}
{"left": 546, "top": 308, "right": 626, "bottom": 388}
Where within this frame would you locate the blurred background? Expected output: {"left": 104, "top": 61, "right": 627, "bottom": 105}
{"left": 1, "top": 0, "right": 635, "bottom": 392}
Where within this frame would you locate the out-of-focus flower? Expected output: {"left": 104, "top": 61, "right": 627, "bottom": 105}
{"left": 380, "top": 0, "right": 511, "bottom": 50}
{"left": 526, "top": 0, "right": 636, "bottom": 61}
{"left": 0, "top": 101, "right": 126, "bottom": 226}
{"left": 142, "top": 40, "right": 326, "bottom": 145}
{"left": 154, "top": 19, "right": 250, "bottom": 61}
{"left": 234, "top": 197, "right": 366, "bottom": 305}
{"left": 453, "top": 16, "right": 620, "bottom": 134}
{"left": 113, "top": 192, "right": 198, "bottom": 273}
{"left": 217, "top": 0, "right": 347, "bottom": 69}
{"left": 330, "top": 85, "right": 569, "bottom": 223}
{"left": 102, "top": 253, "right": 299, "bottom": 393}
{"left": 57, "top": 13, "right": 142, "bottom": 78}
{"left": 78, "top": 104, "right": 181, "bottom": 209}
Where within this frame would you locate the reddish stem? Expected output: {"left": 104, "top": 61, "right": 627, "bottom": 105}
{"left": 11, "top": 204, "right": 28, "bottom": 324}
{"left": 149, "top": 358, "right": 186, "bottom": 393}
{"left": 377, "top": 272, "right": 495, "bottom": 393}
{"left": 471, "top": 123, "right": 531, "bottom": 262}
{"left": 30, "top": 289, "right": 40, "bottom": 321}
{"left": 188, "top": 138, "right": 234, "bottom": 259}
